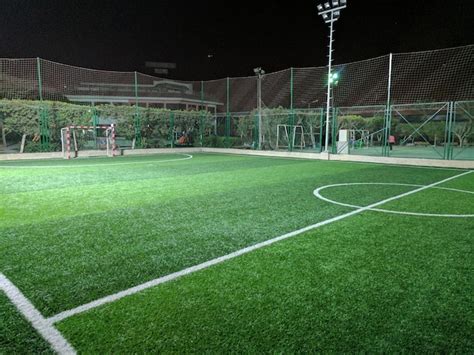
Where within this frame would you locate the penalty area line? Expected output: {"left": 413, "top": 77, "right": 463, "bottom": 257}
{"left": 47, "top": 169, "right": 472, "bottom": 324}
{"left": 0, "top": 273, "right": 76, "bottom": 355}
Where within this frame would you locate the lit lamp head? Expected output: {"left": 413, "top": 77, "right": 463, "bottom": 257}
{"left": 254, "top": 67, "right": 265, "bottom": 76}
{"left": 317, "top": 0, "right": 347, "bottom": 23}
{"left": 329, "top": 72, "right": 340, "bottom": 85}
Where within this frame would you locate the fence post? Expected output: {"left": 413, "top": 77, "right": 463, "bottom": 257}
{"left": 331, "top": 107, "right": 338, "bottom": 154}
{"left": 288, "top": 67, "right": 295, "bottom": 152}
{"left": 384, "top": 105, "right": 393, "bottom": 157}
{"left": 200, "top": 81, "right": 205, "bottom": 147}
{"left": 92, "top": 107, "right": 100, "bottom": 149}
{"left": 319, "top": 108, "right": 324, "bottom": 152}
{"left": 134, "top": 71, "right": 142, "bottom": 148}
{"left": 225, "top": 77, "right": 230, "bottom": 148}
{"left": 169, "top": 111, "right": 175, "bottom": 148}
{"left": 383, "top": 53, "right": 393, "bottom": 157}
{"left": 36, "top": 57, "right": 50, "bottom": 151}
{"left": 444, "top": 101, "right": 455, "bottom": 160}
{"left": 257, "top": 73, "right": 263, "bottom": 150}
{"left": 253, "top": 112, "right": 259, "bottom": 150}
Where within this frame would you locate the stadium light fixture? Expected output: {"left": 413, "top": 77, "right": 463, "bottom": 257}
{"left": 317, "top": 0, "right": 347, "bottom": 153}
{"left": 254, "top": 67, "right": 265, "bottom": 150}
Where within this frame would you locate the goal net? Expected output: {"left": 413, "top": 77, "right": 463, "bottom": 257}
{"left": 276, "top": 124, "right": 305, "bottom": 150}
{"left": 60, "top": 124, "right": 116, "bottom": 159}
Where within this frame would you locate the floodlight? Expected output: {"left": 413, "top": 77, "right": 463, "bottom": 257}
{"left": 254, "top": 67, "right": 264, "bottom": 76}
{"left": 315, "top": 0, "right": 347, "bottom": 153}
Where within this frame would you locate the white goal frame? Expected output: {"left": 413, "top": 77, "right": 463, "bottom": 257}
{"left": 276, "top": 124, "right": 305, "bottom": 150}
{"left": 60, "top": 124, "right": 116, "bottom": 159}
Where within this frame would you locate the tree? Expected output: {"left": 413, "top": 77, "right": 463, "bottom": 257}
{"left": 453, "top": 121, "right": 473, "bottom": 148}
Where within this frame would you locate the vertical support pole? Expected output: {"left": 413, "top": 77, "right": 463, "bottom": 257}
{"left": 444, "top": 101, "right": 455, "bottom": 160}
{"left": 225, "top": 77, "right": 231, "bottom": 148}
{"left": 319, "top": 108, "right": 324, "bottom": 152}
{"left": 37, "top": 57, "right": 50, "bottom": 151}
{"left": 257, "top": 73, "right": 262, "bottom": 150}
{"left": 331, "top": 107, "right": 337, "bottom": 154}
{"left": 92, "top": 107, "right": 99, "bottom": 149}
{"left": 383, "top": 53, "right": 393, "bottom": 157}
{"left": 111, "top": 124, "right": 117, "bottom": 157}
{"left": 449, "top": 101, "right": 456, "bottom": 160}
{"left": 36, "top": 57, "right": 43, "bottom": 102}
{"left": 200, "top": 80, "right": 205, "bottom": 147}
{"left": 134, "top": 71, "right": 142, "bottom": 148}
{"left": 169, "top": 111, "right": 175, "bottom": 148}
{"left": 0, "top": 118, "right": 6, "bottom": 148}
{"left": 66, "top": 126, "right": 71, "bottom": 160}
{"left": 253, "top": 112, "right": 259, "bottom": 150}
{"left": 324, "top": 14, "right": 334, "bottom": 153}
{"left": 288, "top": 67, "right": 295, "bottom": 152}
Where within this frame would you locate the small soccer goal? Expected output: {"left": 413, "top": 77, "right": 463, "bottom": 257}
{"left": 60, "top": 124, "right": 117, "bottom": 159}
{"left": 276, "top": 124, "right": 305, "bottom": 150}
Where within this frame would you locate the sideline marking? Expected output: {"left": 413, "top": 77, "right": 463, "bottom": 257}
{"left": 203, "top": 151, "right": 471, "bottom": 172}
{"left": 0, "top": 273, "right": 76, "bottom": 354}
{"left": 47, "top": 170, "right": 472, "bottom": 324}
{"left": 314, "top": 182, "right": 474, "bottom": 218}
{"left": 0, "top": 154, "right": 192, "bottom": 169}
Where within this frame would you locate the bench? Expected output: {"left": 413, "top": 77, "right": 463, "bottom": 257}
{"left": 115, "top": 137, "right": 134, "bottom": 154}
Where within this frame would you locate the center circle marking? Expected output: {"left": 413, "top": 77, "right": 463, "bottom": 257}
{"left": 313, "top": 182, "right": 474, "bottom": 218}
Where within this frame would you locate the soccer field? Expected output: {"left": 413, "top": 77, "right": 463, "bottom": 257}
{"left": 0, "top": 153, "right": 473, "bottom": 353}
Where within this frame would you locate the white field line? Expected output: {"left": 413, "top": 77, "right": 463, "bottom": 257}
{"left": 47, "top": 169, "right": 473, "bottom": 324}
{"left": 0, "top": 273, "right": 76, "bottom": 355}
{"left": 314, "top": 182, "right": 474, "bottom": 218}
{"left": 0, "top": 154, "right": 193, "bottom": 169}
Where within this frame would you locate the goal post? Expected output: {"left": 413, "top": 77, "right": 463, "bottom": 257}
{"left": 61, "top": 124, "right": 116, "bottom": 159}
{"left": 276, "top": 124, "right": 305, "bottom": 150}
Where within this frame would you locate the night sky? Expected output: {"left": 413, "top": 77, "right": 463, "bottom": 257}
{"left": 1, "top": 0, "right": 472, "bottom": 80}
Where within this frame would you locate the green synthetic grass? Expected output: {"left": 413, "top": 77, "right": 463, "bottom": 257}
{"left": 0, "top": 293, "right": 53, "bottom": 354}
{"left": 0, "top": 153, "right": 472, "bottom": 352}
{"left": 58, "top": 211, "right": 474, "bottom": 353}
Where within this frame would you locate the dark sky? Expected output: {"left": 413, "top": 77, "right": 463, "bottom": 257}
{"left": 0, "top": 0, "right": 472, "bottom": 80}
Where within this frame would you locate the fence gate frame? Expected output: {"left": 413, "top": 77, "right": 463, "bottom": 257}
{"left": 388, "top": 102, "right": 451, "bottom": 159}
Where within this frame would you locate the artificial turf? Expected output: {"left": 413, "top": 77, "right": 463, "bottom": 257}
{"left": 0, "top": 153, "right": 472, "bottom": 352}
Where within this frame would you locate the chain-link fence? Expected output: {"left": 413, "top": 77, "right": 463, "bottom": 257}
{"left": 0, "top": 45, "right": 472, "bottom": 159}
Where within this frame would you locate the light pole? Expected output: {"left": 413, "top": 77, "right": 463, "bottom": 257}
{"left": 254, "top": 67, "right": 265, "bottom": 150}
{"left": 317, "top": 0, "right": 347, "bottom": 153}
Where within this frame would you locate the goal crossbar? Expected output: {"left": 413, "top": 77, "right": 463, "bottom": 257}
{"left": 61, "top": 124, "right": 116, "bottom": 159}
